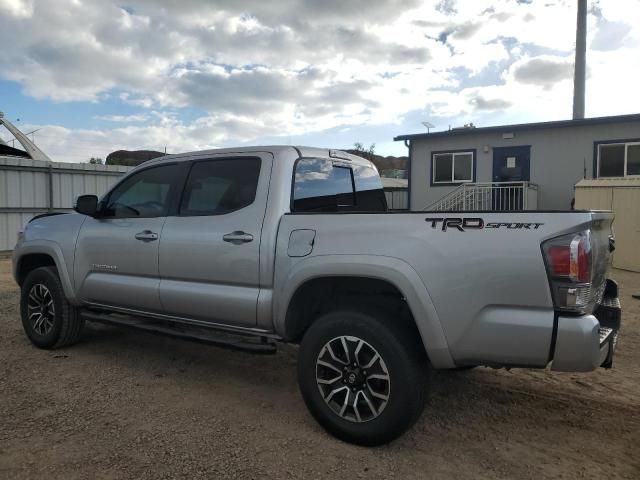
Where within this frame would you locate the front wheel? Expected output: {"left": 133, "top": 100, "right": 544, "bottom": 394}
{"left": 297, "top": 309, "right": 428, "bottom": 446}
{"left": 20, "top": 266, "right": 85, "bottom": 349}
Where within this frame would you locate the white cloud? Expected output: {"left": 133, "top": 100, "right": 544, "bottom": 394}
{"left": 0, "top": 0, "right": 639, "bottom": 160}
{"left": 509, "top": 55, "right": 574, "bottom": 88}
{"left": 0, "top": 0, "right": 33, "bottom": 18}
{"left": 94, "top": 114, "right": 149, "bottom": 122}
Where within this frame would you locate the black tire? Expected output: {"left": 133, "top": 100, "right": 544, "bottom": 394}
{"left": 20, "top": 266, "right": 85, "bottom": 349}
{"left": 297, "top": 309, "right": 428, "bottom": 446}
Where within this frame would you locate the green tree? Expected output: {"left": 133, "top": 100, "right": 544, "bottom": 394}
{"left": 87, "top": 157, "right": 104, "bottom": 164}
{"left": 353, "top": 142, "right": 375, "bottom": 161}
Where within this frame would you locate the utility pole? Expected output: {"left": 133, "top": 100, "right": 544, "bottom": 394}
{"left": 572, "top": 0, "right": 587, "bottom": 119}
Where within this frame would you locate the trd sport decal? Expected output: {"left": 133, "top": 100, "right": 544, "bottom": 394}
{"left": 425, "top": 217, "right": 544, "bottom": 232}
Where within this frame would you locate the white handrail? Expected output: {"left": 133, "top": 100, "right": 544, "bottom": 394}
{"left": 424, "top": 181, "right": 538, "bottom": 211}
{"left": 422, "top": 184, "right": 466, "bottom": 211}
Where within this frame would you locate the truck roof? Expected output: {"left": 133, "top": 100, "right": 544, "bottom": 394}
{"left": 140, "top": 145, "right": 373, "bottom": 169}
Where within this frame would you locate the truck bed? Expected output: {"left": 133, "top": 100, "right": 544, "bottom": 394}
{"left": 274, "top": 210, "right": 614, "bottom": 368}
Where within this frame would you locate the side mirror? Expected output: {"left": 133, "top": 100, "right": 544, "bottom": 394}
{"left": 74, "top": 194, "right": 98, "bottom": 217}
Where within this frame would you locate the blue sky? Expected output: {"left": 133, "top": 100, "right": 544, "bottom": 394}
{"left": 1, "top": 0, "right": 639, "bottom": 162}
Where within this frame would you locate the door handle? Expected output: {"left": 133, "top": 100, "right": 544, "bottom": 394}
{"left": 223, "top": 231, "right": 254, "bottom": 244}
{"left": 135, "top": 230, "right": 159, "bottom": 242}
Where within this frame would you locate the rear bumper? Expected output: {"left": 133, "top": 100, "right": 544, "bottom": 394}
{"left": 551, "top": 280, "right": 621, "bottom": 372}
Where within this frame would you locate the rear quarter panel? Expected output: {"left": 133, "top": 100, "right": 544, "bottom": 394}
{"left": 275, "top": 211, "right": 604, "bottom": 368}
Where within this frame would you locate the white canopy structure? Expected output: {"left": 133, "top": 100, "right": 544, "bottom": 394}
{"left": 0, "top": 112, "right": 52, "bottom": 161}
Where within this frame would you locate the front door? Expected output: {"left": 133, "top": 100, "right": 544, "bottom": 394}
{"left": 158, "top": 153, "right": 272, "bottom": 327}
{"left": 74, "top": 162, "right": 187, "bottom": 312}
{"left": 492, "top": 145, "right": 531, "bottom": 210}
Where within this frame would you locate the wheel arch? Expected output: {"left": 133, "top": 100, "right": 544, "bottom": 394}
{"left": 14, "top": 241, "right": 78, "bottom": 304}
{"left": 276, "top": 255, "right": 454, "bottom": 368}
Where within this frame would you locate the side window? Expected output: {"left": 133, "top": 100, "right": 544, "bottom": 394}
{"left": 432, "top": 151, "right": 474, "bottom": 184}
{"left": 103, "top": 163, "right": 182, "bottom": 218}
{"left": 180, "top": 158, "right": 261, "bottom": 216}
{"left": 293, "top": 158, "right": 355, "bottom": 212}
{"left": 598, "top": 144, "right": 625, "bottom": 177}
{"left": 597, "top": 142, "right": 640, "bottom": 177}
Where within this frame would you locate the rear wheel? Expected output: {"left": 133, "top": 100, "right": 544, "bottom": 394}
{"left": 20, "top": 266, "right": 85, "bottom": 349}
{"left": 297, "top": 309, "right": 428, "bottom": 446}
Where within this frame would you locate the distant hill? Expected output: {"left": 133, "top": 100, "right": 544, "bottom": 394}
{"left": 106, "top": 150, "right": 165, "bottom": 166}
{"left": 344, "top": 150, "right": 408, "bottom": 178}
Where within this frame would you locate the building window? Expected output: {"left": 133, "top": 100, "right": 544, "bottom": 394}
{"left": 598, "top": 142, "right": 640, "bottom": 178}
{"left": 432, "top": 151, "right": 474, "bottom": 185}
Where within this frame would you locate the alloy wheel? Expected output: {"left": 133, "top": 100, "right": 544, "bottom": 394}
{"left": 27, "top": 283, "right": 56, "bottom": 336}
{"left": 315, "top": 335, "right": 391, "bottom": 423}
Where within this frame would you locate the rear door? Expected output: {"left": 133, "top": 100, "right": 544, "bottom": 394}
{"left": 158, "top": 153, "right": 272, "bottom": 327}
{"left": 74, "top": 162, "right": 187, "bottom": 312}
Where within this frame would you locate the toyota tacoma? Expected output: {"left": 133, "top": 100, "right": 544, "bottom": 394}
{"left": 12, "top": 146, "right": 621, "bottom": 445}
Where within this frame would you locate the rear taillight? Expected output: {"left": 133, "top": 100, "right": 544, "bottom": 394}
{"left": 547, "top": 236, "right": 591, "bottom": 283}
{"left": 542, "top": 230, "right": 593, "bottom": 313}
{"left": 548, "top": 245, "right": 570, "bottom": 276}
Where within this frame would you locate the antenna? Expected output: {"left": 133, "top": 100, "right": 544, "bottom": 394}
{"left": 421, "top": 121, "right": 435, "bottom": 133}
{"left": 24, "top": 128, "right": 41, "bottom": 143}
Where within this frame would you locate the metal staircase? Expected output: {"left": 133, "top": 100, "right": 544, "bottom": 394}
{"left": 424, "top": 181, "right": 538, "bottom": 211}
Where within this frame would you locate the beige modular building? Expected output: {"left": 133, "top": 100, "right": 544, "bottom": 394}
{"left": 575, "top": 177, "right": 640, "bottom": 272}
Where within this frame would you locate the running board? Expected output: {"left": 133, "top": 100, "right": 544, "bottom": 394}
{"left": 81, "top": 310, "right": 277, "bottom": 354}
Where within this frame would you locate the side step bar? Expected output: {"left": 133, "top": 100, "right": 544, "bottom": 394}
{"left": 81, "top": 310, "right": 278, "bottom": 354}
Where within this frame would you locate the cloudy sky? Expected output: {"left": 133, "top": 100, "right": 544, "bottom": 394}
{"left": 1, "top": 0, "right": 639, "bottom": 162}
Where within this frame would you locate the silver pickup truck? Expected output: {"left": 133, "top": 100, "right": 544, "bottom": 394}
{"left": 12, "top": 146, "right": 622, "bottom": 445}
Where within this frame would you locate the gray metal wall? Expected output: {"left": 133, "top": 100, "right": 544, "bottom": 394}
{"left": 0, "top": 158, "right": 132, "bottom": 251}
{"left": 408, "top": 120, "right": 640, "bottom": 210}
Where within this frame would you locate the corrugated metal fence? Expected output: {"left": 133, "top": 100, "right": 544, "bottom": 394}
{"left": 383, "top": 188, "right": 409, "bottom": 210}
{"left": 381, "top": 178, "right": 408, "bottom": 211}
{"left": 0, "top": 158, "right": 132, "bottom": 251}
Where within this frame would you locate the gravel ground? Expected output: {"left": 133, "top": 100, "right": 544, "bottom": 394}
{"left": 1, "top": 257, "right": 639, "bottom": 479}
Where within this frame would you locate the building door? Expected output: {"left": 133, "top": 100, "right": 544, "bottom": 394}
{"left": 492, "top": 146, "right": 531, "bottom": 210}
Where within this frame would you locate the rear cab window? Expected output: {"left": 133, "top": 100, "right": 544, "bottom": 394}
{"left": 292, "top": 157, "right": 387, "bottom": 212}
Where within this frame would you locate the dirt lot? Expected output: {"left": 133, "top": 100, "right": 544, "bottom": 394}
{"left": 0, "top": 258, "right": 638, "bottom": 480}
